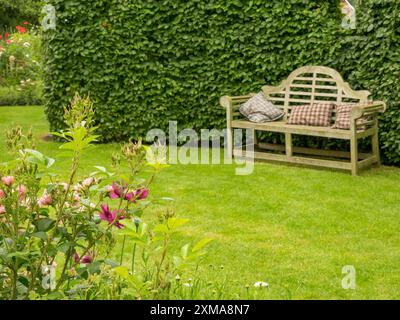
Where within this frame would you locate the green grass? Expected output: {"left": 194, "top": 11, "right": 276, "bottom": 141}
{"left": 1, "top": 106, "right": 400, "bottom": 299}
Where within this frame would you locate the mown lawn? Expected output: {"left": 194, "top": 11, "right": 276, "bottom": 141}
{"left": 1, "top": 106, "right": 400, "bottom": 299}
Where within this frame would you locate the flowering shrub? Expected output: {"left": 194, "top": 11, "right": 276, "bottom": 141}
{"left": 0, "top": 22, "right": 42, "bottom": 105}
{"left": 0, "top": 94, "right": 212, "bottom": 300}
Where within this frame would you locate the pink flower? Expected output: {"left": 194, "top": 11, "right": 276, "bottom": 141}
{"left": 126, "top": 188, "right": 150, "bottom": 203}
{"left": 1, "top": 176, "right": 14, "bottom": 186}
{"left": 38, "top": 194, "right": 52, "bottom": 207}
{"left": 134, "top": 188, "right": 149, "bottom": 200}
{"left": 82, "top": 177, "right": 95, "bottom": 187}
{"left": 0, "top": 205, "right": 6, "bottom": 214}
{"left": 18, "top": 185, "right": 27, "bottom": 201}
{"left": 81, "top": 255, "right": 93, "bottom": 264}
{"left": 73, "top": 192, "right": 81, "bottom": 203}
{"left": 108, "top": 183, "right": 124, "bottom": 199}
{"left": 4, "top": 32, "right": 9, "bottom": 38}
{"left": 0, "top": 189, "right": 5, "bottom": 199}
{"left": 5, "top": 40, "right": 11, "bottom": 45}
{"left": 73, "top": 252, "right": 93, "bottom": 264}
{"left": 23, "top": 21, "right": 29, "bottom": 25}
{"left": 99, "top": 204, "right": 124, "bottom": 229}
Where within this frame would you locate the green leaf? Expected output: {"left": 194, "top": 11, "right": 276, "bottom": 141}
{"left": 105, "top": 259, "right": 119, "bottom": 268}
{"left": 31, "top": 232, "right": 48, "bottom": 241}
{"left": 88, "top": 261, "right": 101, "bottom": 274}
{"left": 24, "top": 149, "right": 55, "bottom": 168}
{"left": 167, "top": 218, "right": 190, "bottom": 231}
{"left": 114, "top": 266, "right": 129, "bottom": 279}
{"left": 192, "top": 238, "right": 213, "bottom": 252}
{"left": 37, "top": 218, "right": 55, "bottom": 232}
{"left": 181, "top": 244, "right": 190, "bottom": 259}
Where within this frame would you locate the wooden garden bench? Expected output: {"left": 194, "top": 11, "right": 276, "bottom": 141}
{"left": 220, "top": 66, "right": 386, "bottom": 175}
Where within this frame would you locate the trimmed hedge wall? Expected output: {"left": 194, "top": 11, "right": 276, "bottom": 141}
{"left": 43, "top": 0, "right": 400, "bottom": 165}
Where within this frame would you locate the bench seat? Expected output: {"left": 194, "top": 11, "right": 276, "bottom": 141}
{"left": 231, "top": 120, "right": 353, "bottom": 139}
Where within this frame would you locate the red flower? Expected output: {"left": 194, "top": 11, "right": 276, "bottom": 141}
{"left": 23, "top": 21, "right": 29, "bottom": 25}
{"left": 16, "top": 26, "right": 27, "bottom": 34}
{"left": 0, "top": 35, "right": 2, "bottom": 40}
{"left": 99, "top": 204, "right": 124, "bottom": 229}
{"left": 4, "top": 33, "right": 9, "bottom": 38}
{"left": 5, "top": 40, "right": 11, "bottom": 45}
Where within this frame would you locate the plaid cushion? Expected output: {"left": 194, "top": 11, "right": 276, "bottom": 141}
{"left": 239, "top": 92, "right": 284, "bottom": 123}
{"left": 247, "top": 113, "right": 271, "bottom": 123}
{"left": 287, "top": 103, "right": 334, "bottom": 127}
{"left": 332, "top": 103, "right": 372, "bottom": 130}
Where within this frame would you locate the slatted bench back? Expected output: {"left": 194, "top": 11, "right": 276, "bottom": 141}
{"left": 262, "top": 66, "right": 371, "bottom": 118}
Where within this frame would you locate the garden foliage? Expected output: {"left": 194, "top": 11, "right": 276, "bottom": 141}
{"left": 43, "top": 0, "right": 400, "bottom": 164}
{"left": 0, "top": 94, "right": 213, "bottom": 300}
{"left": 0, "top": 0, "right": 42, "bottom": 31}
{"left": 0, "top": 23, "right": 43, "bottom": 105}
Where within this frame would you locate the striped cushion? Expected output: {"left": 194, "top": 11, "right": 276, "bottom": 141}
{"left": 239, "top": 92, "right": 284, "bottom": 123}
{"left": 332, "top": 103, "right": 372, "bottom": 130}
{"left": 287, "top": 103, "right": 334, "bottom": 127}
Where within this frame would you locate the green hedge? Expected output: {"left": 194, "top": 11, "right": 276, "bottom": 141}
{"left": 43, "top": 0, "right": 400, "bottom": 165}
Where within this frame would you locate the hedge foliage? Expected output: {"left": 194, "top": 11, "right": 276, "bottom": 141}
{"left": 43, "top": 0, "right": 400, "bottom": 165}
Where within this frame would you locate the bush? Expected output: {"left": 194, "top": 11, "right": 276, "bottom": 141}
{"left": 0, "top": 82, "right": 43, "bottom": 106}
{"left": 43, "top": 0, "right": 400, "bottom": 165}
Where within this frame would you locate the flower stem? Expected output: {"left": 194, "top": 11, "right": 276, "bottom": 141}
{"left": 131, "top": 223, "right": 140, "bottom": 273}
{"left": 120, "top": 235, "right": 126, "bottom": 265}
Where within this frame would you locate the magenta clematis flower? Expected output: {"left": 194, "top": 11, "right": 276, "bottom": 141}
{"left": 0, "top": 189, "right": 5, "bottom": 199}
{"left": 73, "top": 252, "right": 93, "bottom": 264}
{"left": 18, "top": 185, "right": 27, "bottom": 201}
{"left": 1, "top": 176, "right": 14, "bottom": 187}
{"left": 81, "top": 255, "right": 93, "bottom": 264}
{"left": 134, "top": 188, "right": 149, "bottom": 200}
{"left": 108, "top": 183, "right": 125, "bottom": 199}
{"left": 0, "top": 205, "right": 6, "bottom": 214}
{"left": 99, "top": 204, "right": 124, "bottom": 229}
{"left": 125, "top": 187, "right": 149, "bottom": 203}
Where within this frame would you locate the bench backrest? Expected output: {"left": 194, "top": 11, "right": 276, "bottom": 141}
{"left": 262, "top": 66, "right": 371, "bottom": 118}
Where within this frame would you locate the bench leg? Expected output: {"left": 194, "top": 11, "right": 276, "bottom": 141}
{"left": 350, "top": 137, "right": 359, "bottom": 176}
{"left": 372, "top": 128, "right": 381, "bottom": 166}
{"left": 251, "top": 129, "right": 258, "bottom": 148}
{"left": 226, "top": 126, "right": 233, "bottom": 160}
{"left": 285, "top": 133, "right": 293, "bottom": 159}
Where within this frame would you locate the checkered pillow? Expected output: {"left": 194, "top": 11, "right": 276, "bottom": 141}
{"left": 332, "top": 103, "right": 372, "bottom": 130}
{"left": 239, "top": 92, "right": 284, "bottom": 123}
{"left": 287, "top": 103, "right": 334, "bottom": 127}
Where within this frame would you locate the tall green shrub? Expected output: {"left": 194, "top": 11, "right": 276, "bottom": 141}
{"left": 43, "top": 0, "right": 400, "bottom": 165}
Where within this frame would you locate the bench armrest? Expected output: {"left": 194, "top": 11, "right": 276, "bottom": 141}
{"left": 350, "top": 101, "right": 386, "bottom": 120}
